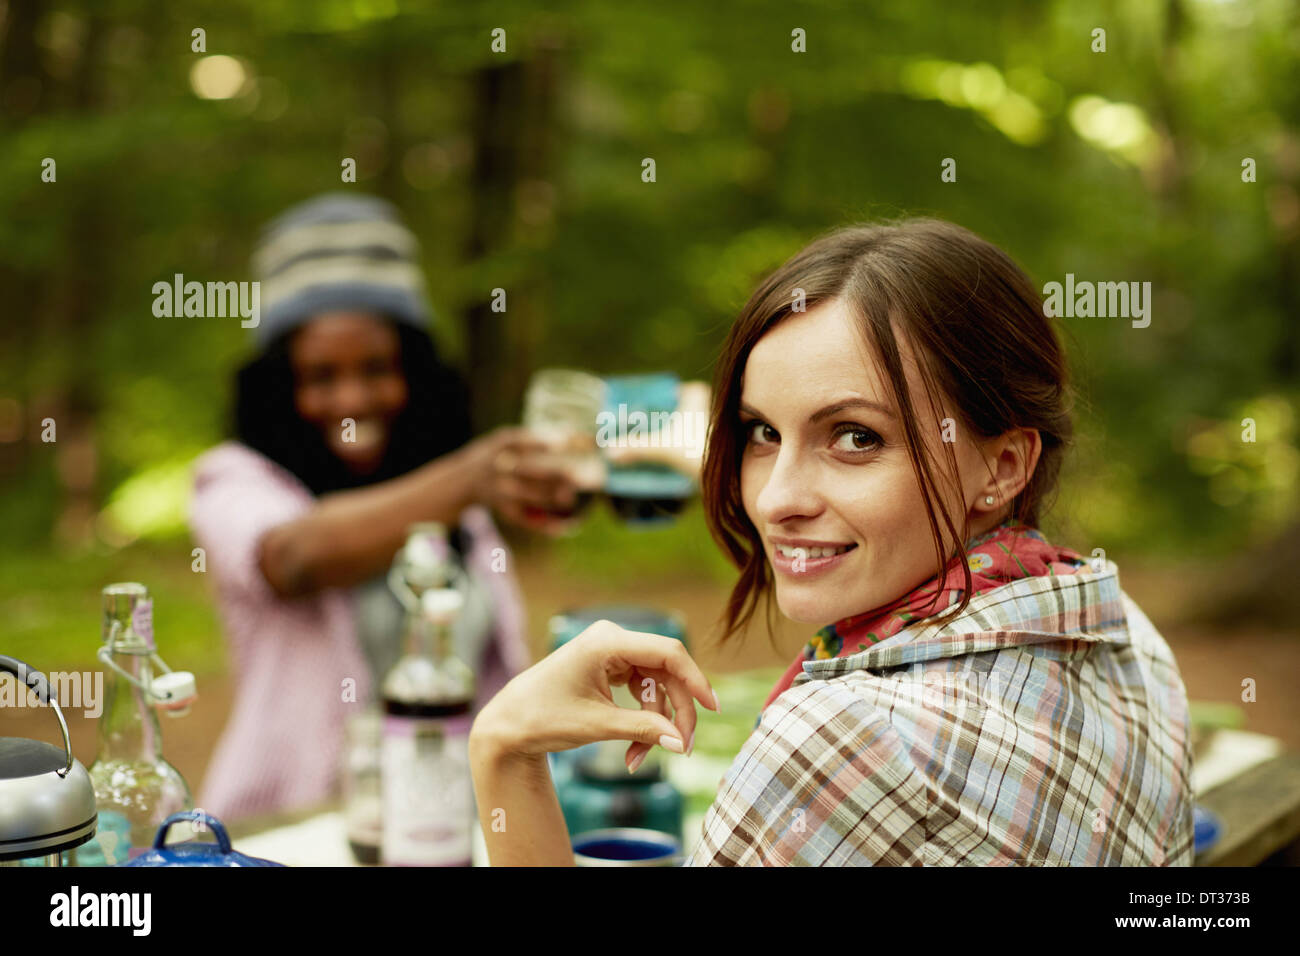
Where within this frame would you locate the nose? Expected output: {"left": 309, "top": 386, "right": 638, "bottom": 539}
{"left": 754, "top": 443, "right": 823, "bottom": 528}
{"left": 328, "top": 373, "right": 377, "bottom": 421}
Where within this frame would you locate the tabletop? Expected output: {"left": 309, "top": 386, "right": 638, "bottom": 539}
{"left": 222, "top": 728, "right": 1294, "bottom": 867}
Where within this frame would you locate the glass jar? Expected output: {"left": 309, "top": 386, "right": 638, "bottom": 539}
{"left": 521, "top": 368, "right": 608, "bottom": 532}
{"left": 342, "top": 709, "right": 383, "bottom": 865}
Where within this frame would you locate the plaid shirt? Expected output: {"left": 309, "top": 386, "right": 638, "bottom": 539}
{"left": 685, "top": 562, "right": 1195, "bottom": 866}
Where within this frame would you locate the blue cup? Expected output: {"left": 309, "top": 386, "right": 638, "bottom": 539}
{"left": 572, "top": 828, "right": 683, "bottom": 866}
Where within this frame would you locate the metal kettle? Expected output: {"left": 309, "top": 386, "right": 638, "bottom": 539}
{"left": 0, "top": 655, "right": 97, "bottom": 865}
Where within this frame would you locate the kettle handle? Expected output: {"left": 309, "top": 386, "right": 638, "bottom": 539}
{"left": 152, "top": 811, "right": 234, "bottom": 855}
{"left": 0, "top": 654, "right": 74, "bottom": 778}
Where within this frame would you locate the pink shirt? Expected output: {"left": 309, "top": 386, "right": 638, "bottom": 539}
{"left": 188, "top": 441, "right": 531, "bottom": 821}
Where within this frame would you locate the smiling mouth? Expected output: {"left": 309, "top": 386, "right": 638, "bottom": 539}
{"left": 773, "top": 543, "right": 857, "bottom": 559}
{"left": 336, "top": 418, "right": 387, "bottom": 452}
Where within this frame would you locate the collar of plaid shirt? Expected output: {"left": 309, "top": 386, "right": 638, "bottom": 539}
{"left": 762, "top": 519, "right": 1087, "bottom": 713}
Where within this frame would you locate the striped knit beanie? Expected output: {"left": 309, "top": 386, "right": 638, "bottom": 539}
{"left": 250, "top": 192, "right": 432, "bottom": 347}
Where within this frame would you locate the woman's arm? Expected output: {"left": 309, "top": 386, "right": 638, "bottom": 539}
{"left": 258, "top": 427, "right": 573, "bottom": 597}
{"left": 258, "top": 441, "right": 477, "bottom": 596}
{"left": 469, "top": 720, "right": 575, "bottom": 866}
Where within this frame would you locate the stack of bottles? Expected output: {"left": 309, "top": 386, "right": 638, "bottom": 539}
{"left": 345, "top": 523, "right": 478, "bottom": 866}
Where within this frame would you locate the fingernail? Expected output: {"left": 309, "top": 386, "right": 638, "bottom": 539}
{"left": 659, "top": 734, "right": 684, "bottom": 754}
{"left": 713, "top": 689, "right": 721, "bottom": 714}
{"left": 627, "top": 751, "right": 646, "bottom": 774}
{"left": 687, "top": 731, "right": 695, "bottom": 756}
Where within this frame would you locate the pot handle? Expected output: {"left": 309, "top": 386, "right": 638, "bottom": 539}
{"left": 0, "top": 654, "right": 74, "bottom": 778}
{"left": 152, "top": 811, "right": 233, "bottom": 855}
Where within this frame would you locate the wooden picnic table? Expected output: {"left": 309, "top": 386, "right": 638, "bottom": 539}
{"left": 1194, "top": 751, "right": 1300, "bottom": 866}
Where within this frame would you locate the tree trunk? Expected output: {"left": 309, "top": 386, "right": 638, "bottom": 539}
{"left": 460, "top": 42, "right": 562, "bottom": 433}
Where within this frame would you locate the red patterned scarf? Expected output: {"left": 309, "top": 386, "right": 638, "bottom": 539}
{"left": 762, "top": 519, "right": 1086, "bottom": 712}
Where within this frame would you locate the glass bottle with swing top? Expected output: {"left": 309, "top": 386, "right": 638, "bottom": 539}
{"left": 380, "top": 524, "right": 476, "bottom": 866}
{"left": 65, "top": 583, "right": 194, "bottom": 865}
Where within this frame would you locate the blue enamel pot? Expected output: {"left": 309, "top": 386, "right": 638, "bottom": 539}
{"left": 121, "top": 810, "right": 285, "bottom": 867}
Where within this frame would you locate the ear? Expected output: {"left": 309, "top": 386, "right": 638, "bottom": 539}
{"left": 977, "top": 428, "right": 1041, "bottom": 513}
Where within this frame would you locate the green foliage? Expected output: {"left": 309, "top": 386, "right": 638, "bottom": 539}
{"left": 0, "top": 542, "right": 225, "bottom": 675}
{"left": 2, "top": 0, "right": 1297, "bottom": 591}
{"left": 543, "top": 499, "right": 736, "bottom": 589}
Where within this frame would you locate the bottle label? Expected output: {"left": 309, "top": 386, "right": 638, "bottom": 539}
{"left": 381, "top": 712, "right": 473, "bottom": 865}
{"left": 132, "top": 599, "right": 154, "bottom": 650}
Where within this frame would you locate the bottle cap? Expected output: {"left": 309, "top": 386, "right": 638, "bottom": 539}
{"left": 403, "top": 525, "right": 451, "bottom": 589}
{"left": 152, "top": 671, "right": 197, "bottom": 717}
{"left": 421, "top": 588, "right": 464, "bottom": 623}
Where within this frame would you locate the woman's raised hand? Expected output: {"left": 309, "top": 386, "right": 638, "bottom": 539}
{"left": 465, "top": 426, "right": 579, "bottom": 534}
{"left": 470, "top": 619, "right": 719, "bottom": 771}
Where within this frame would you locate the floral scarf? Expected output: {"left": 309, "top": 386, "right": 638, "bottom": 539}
{"left": 762, "top": 519, "right": 1087, "bottom": 712}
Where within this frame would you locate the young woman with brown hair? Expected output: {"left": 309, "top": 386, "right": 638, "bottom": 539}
{"left": 468, "top": 218, "right": 1195, "bottom": 866}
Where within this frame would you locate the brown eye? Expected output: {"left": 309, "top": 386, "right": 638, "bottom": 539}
{"left": 746, "top": 421, "right": 777, "bottom": 445}
{"left": 831, "top": 425, "right": 881, "bottom": 453}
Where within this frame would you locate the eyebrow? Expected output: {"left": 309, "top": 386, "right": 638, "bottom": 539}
{"left": 739, "top": 398, "right": 895, "bottom": 423}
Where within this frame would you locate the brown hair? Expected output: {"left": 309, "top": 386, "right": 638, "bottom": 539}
{"left": 701, "top": 218, "right": 1073, "bottom": 645}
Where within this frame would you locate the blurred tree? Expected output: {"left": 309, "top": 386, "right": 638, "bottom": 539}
{"left": 0, "top": 0, "right": 1295, "bottom": 621}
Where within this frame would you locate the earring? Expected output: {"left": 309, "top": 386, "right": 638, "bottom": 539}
{"left": 984, "top": 495, "right": 995, "bottom": 505}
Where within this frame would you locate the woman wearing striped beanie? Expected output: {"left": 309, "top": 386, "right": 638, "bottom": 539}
{"left": 188, "top": 193, "right": 574, "bottom": 823}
